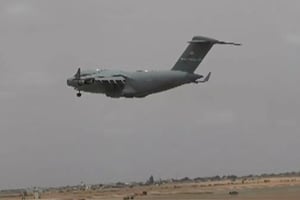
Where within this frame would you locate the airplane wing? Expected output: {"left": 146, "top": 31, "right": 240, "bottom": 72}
{"left": 94, "top": 76, "right": 126, "bottom": 86}
{"left": 72, "top": 68, "right": 128, "bottom": 94}
{"left": 75, "top": 74, "right": 127, "bottom": 88}
{"left": 93, "top": 76, "right": 127, "bottom": 93}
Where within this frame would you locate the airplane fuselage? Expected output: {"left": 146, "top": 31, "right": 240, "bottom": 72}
{"left": 67, "top": 69, "right": 203, "bottom": 98}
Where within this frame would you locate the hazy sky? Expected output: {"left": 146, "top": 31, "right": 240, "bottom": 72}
{"left": 1, "top": 0, "right": 300, "bottom": 189}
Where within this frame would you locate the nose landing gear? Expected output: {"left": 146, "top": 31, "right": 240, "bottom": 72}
{"left": 76, "top": 92, "right": 82, "bottom": 97}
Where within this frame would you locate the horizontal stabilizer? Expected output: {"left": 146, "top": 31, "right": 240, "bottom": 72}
{"left": 204, "top": 72, "right": 211, "bottom": 82}
{"left": 214, "top": 41, "right": 241, "bottom": 46}
{"left": 189, "top": 36, "right": 241, "bottom": 46}
{"left": 196, "top": 72, "right": 211, "bottom": 83}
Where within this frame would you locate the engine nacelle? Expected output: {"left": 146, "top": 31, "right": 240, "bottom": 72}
{"left": 77, "top": 79, "right": 85, "bottom": 85}
{"left": 84, "top": 78, "right": 95, "bottom": 84}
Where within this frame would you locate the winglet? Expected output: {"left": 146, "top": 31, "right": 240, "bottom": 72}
{"left": 74, "top": 68, "right": 81, "bottom": 79}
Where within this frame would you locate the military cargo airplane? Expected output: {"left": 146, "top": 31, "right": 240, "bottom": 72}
{"left": 67, "top": 36, "right": 240, "bottom": 98}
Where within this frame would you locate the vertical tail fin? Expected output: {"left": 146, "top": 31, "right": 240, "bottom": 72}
{"left": 171, "top": 36, "right": 241, "bottom": 73}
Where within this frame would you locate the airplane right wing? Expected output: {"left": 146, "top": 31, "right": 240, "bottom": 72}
{"left": 94, "top": 76, "right": 127, "bottom": 93}
{"left": 94, "top": 76, "right": 126, "bottom": 85}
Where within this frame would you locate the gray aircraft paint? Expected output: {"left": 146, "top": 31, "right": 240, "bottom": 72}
{"left": 67, "top": 36, "right": 240, "bottom": 98}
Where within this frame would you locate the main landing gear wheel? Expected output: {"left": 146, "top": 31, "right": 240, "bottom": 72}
{"left": 76, "top": 92, "right": 82, "bottom": 97}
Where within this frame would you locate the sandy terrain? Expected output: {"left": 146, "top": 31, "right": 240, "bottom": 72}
{"left": 1, "top": 177, "right": 300, "bottom": 200}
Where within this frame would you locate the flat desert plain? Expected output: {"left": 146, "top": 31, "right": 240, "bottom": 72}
{"left": 1, "top": 177, "right": 300, "bottom": 200}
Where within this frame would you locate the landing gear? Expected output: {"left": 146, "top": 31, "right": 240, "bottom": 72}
{"left": 76, "top": 92, "right": 82, "bottom": 97}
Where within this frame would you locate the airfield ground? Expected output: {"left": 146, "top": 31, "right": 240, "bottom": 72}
{"left": 1, "top": 177, "right": 300, "bottom": 200}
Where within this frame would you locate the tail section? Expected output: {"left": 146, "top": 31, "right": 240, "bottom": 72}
{"left": 171, "top": 36, "right": 241, "bottom": 73}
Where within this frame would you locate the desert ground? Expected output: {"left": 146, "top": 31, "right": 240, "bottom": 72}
{"left": 1, "top": 177, "right": 300, "bottom": 200}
